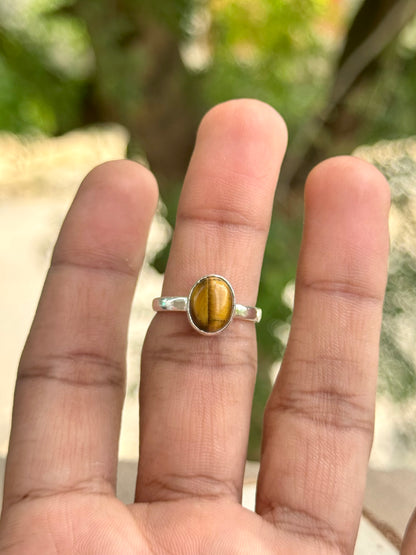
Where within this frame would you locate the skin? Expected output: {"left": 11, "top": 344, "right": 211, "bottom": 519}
{"left": 0, "top": 99, "right": 411, "bottom": 554}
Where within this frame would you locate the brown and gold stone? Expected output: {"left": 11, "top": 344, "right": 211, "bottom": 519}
{"left": 188, "top": 275, "right": 234, "bottom": 334}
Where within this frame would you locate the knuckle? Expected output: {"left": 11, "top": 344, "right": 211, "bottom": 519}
{"left": 259, "top": 500, "right": 350, "bottom": 555}
{"left": 265, "top": 380, "right": 373, "bottom": 438}
{"left": 139, "top": 471, "right": 239, "bottom": 502}
{"left": 50, "top": 252, "right": 138, "bottom": 280}
{"left": 4, "top": 476, "right": 114, "bottom": 510}
{"left": 18, "top": 350, "right": 125, "bottom": 391}
{"left": 142, "top": 325, "right": 257, "bottom": 376}
{"left": 298, "top": 277, "right": 383, "bottom": 305}
{"left": 177, "top": 204, "right": 268, "bottom": 236}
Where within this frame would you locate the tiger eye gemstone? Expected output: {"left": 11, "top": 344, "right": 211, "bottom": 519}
{"left": 189, "top": 276, "right": 234, "bottom": 333}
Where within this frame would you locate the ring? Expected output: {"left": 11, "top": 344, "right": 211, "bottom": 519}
{"left": 152, "top": 274, "right": 262, "bottom": 335}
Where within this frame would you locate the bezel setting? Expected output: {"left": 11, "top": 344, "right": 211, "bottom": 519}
{"left": 187, "top": 274, "right": 236, "bottom": 335}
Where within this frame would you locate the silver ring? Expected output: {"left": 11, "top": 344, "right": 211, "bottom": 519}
{"left": 152, "top": 274, "right": 262, "bottom": 335}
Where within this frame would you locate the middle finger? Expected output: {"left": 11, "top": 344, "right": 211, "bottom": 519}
{"left": 136, "top": 99, "right": 287, "bottom": 503}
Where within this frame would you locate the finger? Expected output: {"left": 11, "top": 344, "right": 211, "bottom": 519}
{"left": 136, "top": 99, "right": 287, "bottom": 503}
{"left": 3, "top": 161, "right": 158, "bottom": 510}
{"left": 402, "top": 511, "right": 416, "bottom": 554}
{"left": 256, "top": 157, "right": 390, "bottom": 552}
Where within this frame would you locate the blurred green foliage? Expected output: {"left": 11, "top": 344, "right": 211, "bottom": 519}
{"left": 0, "top": 0, "right": 88, "bottom": 133}
{"left": 207, "top": 0, "right": 334, "bottom": 130}
{"left": 2, "top": 0, "right": 416, "bottom": 143}
{"left": 0, "top": 0, "right": 336, "bottom": 137}
{"left": 1, "top": 0, "right": 416, "bottom": 459}
{"left": 339, "top": 17, "right": 416, "bottom": 146}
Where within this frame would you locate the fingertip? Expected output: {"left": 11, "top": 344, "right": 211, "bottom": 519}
{"left": 200, "top": 98, "right": 288, "bottom": 144}
{"left": 196, "top": 99, "right": 288, "bottom": 173}
{"left": 80, "top": 159, "right": 159, "bottom": 213}
{"left": 305, "top": 155, "right": 390, "bottom": 216}
{"left": 53, "top": 159, "right": 159, "bottom": 273}
{"left": 300, "top": 155, "right": 390, "bottom": 300}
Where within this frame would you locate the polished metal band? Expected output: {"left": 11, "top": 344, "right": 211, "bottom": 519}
{"left": 152, "top": 274, "right": 262, "bottom": 335}
{"left": 152, "top": 296, "right": 262, "bottom": 323}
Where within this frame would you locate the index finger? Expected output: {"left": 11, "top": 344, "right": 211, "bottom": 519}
{"left": 3, "top": 161, "right": 158, "bottom": 510}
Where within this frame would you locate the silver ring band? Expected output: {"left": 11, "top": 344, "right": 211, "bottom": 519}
{"left": 152, "top": 297, "right": 261, "bottom": 322}
{"left": 152, "top": 274, "right": 262, "bottom": 335}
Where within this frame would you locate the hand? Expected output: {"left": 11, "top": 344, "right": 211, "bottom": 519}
{"left": 0, "top": 99, "right": 402, "bottom": 554}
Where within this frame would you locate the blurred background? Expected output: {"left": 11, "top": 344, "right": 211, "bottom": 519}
{"left": 1, "top": 0, "right": 416, "bottom": 474}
